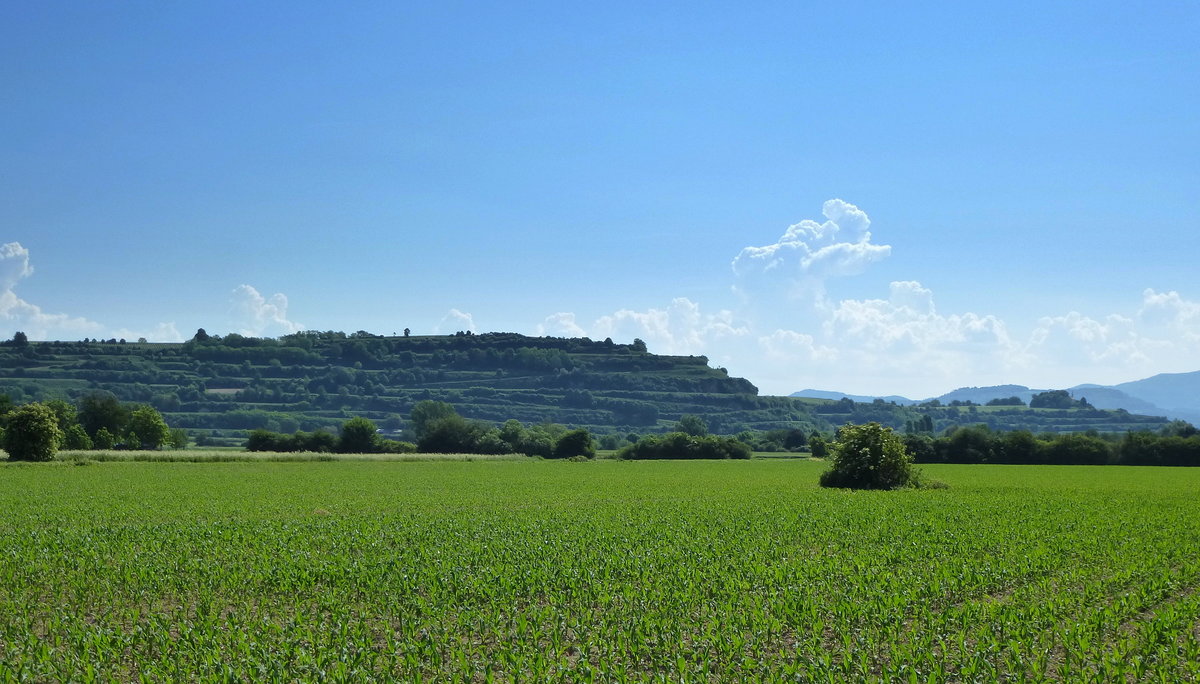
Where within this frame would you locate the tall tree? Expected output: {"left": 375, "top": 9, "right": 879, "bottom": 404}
{"left": 410, "top": 400, "right": 458, "bottom": 440}
{"left": 77, "top": 391, "right": 130, "bottom": 438}
{"left": 127, "top": 406, "right": 171, "bottom": 450}
{"left": 339, "top": 417, "right": 381, "bottom": 453}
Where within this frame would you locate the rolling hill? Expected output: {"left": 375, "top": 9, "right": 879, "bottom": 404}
{"left": 0, "top": 331, "right": 1174, "bottom": 443}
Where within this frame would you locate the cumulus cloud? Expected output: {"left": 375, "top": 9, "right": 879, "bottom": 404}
{"left": 759, "top": 329, "right": 838, "bottom": 362}
{"left": 537, "top": 312, "right": 586, "bottom": 337}
{"left": 1021, "top": 289, "right": 1200, "bottom": 382}
{"left": 1028, "top": 312, "right": 1150, "bottom": 365}
{"left": 732, "top": 199, "right": 891, "bottom": 299}
{"left": 0, "top": 241, "right": 102, "bottom": 339}
{"left": 437, "top": 308, "right": 476, "bottom": 334}
{"left": 0, "top": 242, "right": 35, "bottom": 290}
{"left": 591, "top": 297, "right": 748, "bottom": 355}
{"left": 745, "top": 280, "right": 1026, "bottom": 395}
{"left": 1140, "top": 288, "right": 1200, "bottom": 345}
{"left": 110, "top": 322, "right": 185, "bottom": 343}
{"left": 827, "top": 281, "right": 1016, "bottom": 354}
{"left": 231, "top": 285, "right": 302, "bottom": 336}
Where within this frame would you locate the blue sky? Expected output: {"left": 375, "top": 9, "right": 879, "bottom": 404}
{"left": 3, "top": 1, "right": 1198, "bottom": 398}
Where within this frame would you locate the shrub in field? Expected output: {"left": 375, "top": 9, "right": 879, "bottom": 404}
{"left": 552, "top": 428, "right": 595, "bottom": 459}
{"left": 2, "top": 402, "right": 62, "bottom": 461}
{"left": 339, "top": 417, "right": 381, "bottom": 453}
{"left": 618, "top": 432, "right": 752, "bottom": 460}
{"left": 820, "top": 422, "right": 914, "bottom": 490}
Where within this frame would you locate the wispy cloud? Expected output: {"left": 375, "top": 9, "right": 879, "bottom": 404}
{"left": 437, "top": 308, "right": 476, "bottom": 334}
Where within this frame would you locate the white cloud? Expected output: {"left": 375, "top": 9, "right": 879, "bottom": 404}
{"left": 1028, "top": 312, "right": 1150, "bottom": 364}
{"left": 0, "top": 242, "right": 35, "bottom": 290}
{"left": 732, "top": 199, "right": 891, "bottom": 299}
{"left": 1019, "top": 289, "right": 1200, "bottom": 384}
{"left": 591, "top": 297, "right": 747, "bottom": 355}
{"left": 231, "top": 285, "right": 301, "bottom": 336}
{"left": 1140, "top": 288, "right": 1200, "bottom": 345}
{"left": 109, "top": 322, "right": 185, "bottom": 343}
{"left": 827, "top": 281, "right": 1016, "bottom": 355}
{"left": 437, "top": 308, "right": 476, "bottom": 334}
{"left": 759, "top": 329, "right": 838, "bottom": 362}
{"left": 0, "top": 241, "right": 102, "bottom": 340}
{"left": 537, "top": 312, "right": 586, "bottom": 337}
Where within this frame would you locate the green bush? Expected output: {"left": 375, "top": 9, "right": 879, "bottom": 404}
{"left": 819, "top": 422, "right": 914, "bottom": 490}
{"left": 552, "top": 428, "right": 595, "bottom": 459}
{"left": 2, "top": 402, "right": 62, "bottom": 461}
{"left": 339, "top": 417, "right": 381, "bottom": 453}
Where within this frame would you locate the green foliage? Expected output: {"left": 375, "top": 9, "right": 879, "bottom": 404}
{"left": 339, "top": 417, "right": 381, "bottom": 454}
{"left": 246, "top": 429, "right": 337, "bottom": 453}
{"left": 43, "top": 398, "right": 78, "bottom": 432}
{"left": 63, "top": 424, "right": 94, "bottom": 450}
{"left": 77, "top": 391, "right": 131, "bottom": 439}
{"left": 410, "top": 400, "right": 459, "bottom": 440}
{"left": 127, "top": 405, "right": 171, "bottom": 450}
{"left": 2, "top": 402, "right": 62, "bottom": 461}
{"left": 552, "top": 428, "right": 596, "bottom": 459}
{"left": 674, "top": 414, "right": 708, "bottom": 437}
{"left": 167, "top": 428, "right": 189, "bottom": 449}
{"left": 416, "top": 415, "right": 504, "bottom": 455}
{"left": 1029, "top": 390, "right": 1086, "bottom": 409}
{"left": 910, "top": 425, "right": 1200, "bottom": 467}
{"left": 986, "top": 396, "right": 1026, "bottom": 406}
{"left": 93, "top": 427, "right": 116, "bottom": 450}
{"left": 808, "top": 434, "right": 829, "bottom": 459}
{"left": 618, "top": 432, "right": 752, "bottom": 460}
{"left": 820, "top": 422, "right": 914, "bottom": 490}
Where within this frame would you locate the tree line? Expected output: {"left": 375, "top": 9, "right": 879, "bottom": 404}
{"left": 901, "top": 421, "right": 1200, "bottom": 466}
{"left": 0, "top": 391, "right": 183, "bottom": 461}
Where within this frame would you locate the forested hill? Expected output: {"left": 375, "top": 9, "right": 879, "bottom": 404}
{"left": 0, "top": 331, "right": 1171, "bottom": 444}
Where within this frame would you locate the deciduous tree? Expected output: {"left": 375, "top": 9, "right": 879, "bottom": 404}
{"left": 2, "top": 402, "right": 62, "bottom": 461}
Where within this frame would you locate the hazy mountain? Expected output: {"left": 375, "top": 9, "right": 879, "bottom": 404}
{"left": 791, "top": 371, "right": 1200, "bottom": 424}
{"left": 1110, "top": 370, "right": 1200, "bottom": 416}
{"left": 1066, "top": 385, "right": 1167, "bottom": 415}
{"left": 789, "top": 389, "right": 915, "bottom": 405}
{"left": 935, "top": 385, "right": 1038, "bottom": 405}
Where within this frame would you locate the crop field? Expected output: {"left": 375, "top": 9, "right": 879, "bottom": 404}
{"left": 0, "top": 460, "right": 1198, "bottom": 681}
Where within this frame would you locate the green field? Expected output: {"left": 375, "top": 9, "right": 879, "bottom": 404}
{"left": 1, "top": 460, "right": 1197, "bottom": 681}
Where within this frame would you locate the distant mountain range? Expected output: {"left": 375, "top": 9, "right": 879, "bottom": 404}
{"left": 791, "top": 370, "right": 1200, "bottom": 424}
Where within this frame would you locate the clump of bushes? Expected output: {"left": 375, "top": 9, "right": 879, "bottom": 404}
{"left": 246, "top": 420, "right": 416, "bottom": 454}
{"left": 819, "top": 422, "right": 918, "bottom": 490}
{"left": 618, "top": 432, "right": 752, "bottom": 460}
